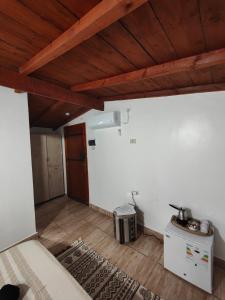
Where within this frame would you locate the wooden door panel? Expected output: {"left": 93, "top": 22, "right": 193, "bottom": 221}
{"left": 46, "top": 134, "right": 65, "bottom": 199}
{"left": 48, "top": 165, "right": 64, "bottom": 199}
{"left": 67, "top": 161, "right": 88, "bottom": 202}
{"left": 46, "top": 135, "right": 63, "bottom": 166}
{"left": 64, "top": 123, "right": 89, "bottom": 205}
{"left": 31, "top": 134, "right": 49, "bottom": 204}
{"left": 66, "top": 135, "right": 84, "bottom": 159}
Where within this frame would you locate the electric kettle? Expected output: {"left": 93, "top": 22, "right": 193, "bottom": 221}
{"left": 169, "top": 204, "right": 188, "bottom": 225}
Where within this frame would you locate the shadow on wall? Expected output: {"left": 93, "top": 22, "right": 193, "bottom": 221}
{"left": 214, "top": 226, "right": 225, "bottom": 260}
{"left": 136, "top": 206, "right": 144, "bottom": 227}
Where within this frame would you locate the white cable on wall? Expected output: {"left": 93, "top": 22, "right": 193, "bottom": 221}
{"left": 123, "top": 108, "right": 131, "bottom": 125}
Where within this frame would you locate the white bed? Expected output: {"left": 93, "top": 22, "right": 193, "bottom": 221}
{"left": 0, "top": 240, "right": 90, "bottom": 299}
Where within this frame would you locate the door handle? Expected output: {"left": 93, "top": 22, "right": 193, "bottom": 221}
{"left": 79, "top": 152, "right": 85, "bottom": 161}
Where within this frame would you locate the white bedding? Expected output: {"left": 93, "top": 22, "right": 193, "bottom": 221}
{"left": 0, "top": 240, "right": 90, "bottom": 299}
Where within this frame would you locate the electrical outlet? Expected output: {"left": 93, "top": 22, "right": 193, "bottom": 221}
{"left": 131, "top": 191, "right": 139, "bottom": 196}
{"left": 130, "top": 138, "right": 136, "bottom": 144}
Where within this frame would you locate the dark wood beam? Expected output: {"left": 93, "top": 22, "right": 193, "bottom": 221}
{"left": 72, "top": 48, "right": 225, "bottom": 92}
{"left": 19, "top": 0, "right": 147, "bottom": 75}
{"left": 14, "top": 89, "right": 25, "bottom": 93}
{"left": 102, "top": 82, "right": 225, "bottom": 101}
{"left": 0, "top": 67, "right": 104, "bottom": 110}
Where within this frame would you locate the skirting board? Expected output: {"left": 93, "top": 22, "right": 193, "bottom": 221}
{"left": 89, "top": 203, "right": 225, "bottom": 270}
{"left": 90, "top": 203, "right": 164, "bottom": 240}
{"left": 0, "top": 232, "right": 38, "bottom": 253}
{"left": 89, "top": 203, "right": 113, "bottom": 218}
{"left": 215, "top": 257, "right": 225, "bottom": 270}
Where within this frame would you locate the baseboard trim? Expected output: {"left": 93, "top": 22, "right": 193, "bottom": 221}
{"left": 138, "top": 224, "right": 164, "bottom": 241}
{"left": 0, "top": 232, "right": 39, "bottom": 253}
{"left": 90, "top": 203, "right": 163, "bottom": 240}
{"left": 89, "top": 203, "right": 113, "bottom": 217}
{"left": 89, "top": 203, "right": 225, "bottom": 270}
{"left": 214, "top": 256, "right": 225, "bottom": 270}
{"left": 35, "top": 194, "right": 65, "bottom": 207}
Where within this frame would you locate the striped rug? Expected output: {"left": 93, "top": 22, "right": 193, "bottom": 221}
{"left": 57, "top": 240, "right": 161, "bottom": 300}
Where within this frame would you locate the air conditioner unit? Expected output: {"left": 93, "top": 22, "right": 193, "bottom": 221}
{"left": 88, "top": 111, "right": 121, "bottom": 129}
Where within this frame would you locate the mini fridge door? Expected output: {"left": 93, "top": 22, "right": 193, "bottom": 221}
{"left": 164, "top": 230, "right": 213, "bottom": 293}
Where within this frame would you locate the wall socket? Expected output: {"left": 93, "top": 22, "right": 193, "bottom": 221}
{"left": 131, "top": 191, "right": 139, "bottom": 196}
{"left": 130, "top": 138, "right": 136, "bottom": 144}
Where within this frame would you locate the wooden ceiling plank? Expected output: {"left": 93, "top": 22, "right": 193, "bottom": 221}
{"left": 12, "top": 0, "right": 142, "bottom": 85}
{"left": 199, "top": 0, "right": 225, "bottom": 83}
{"left": 28, "top": 94, "right": 57, "bottom": 125}
{"left": 72, "top": 47, "right": 225, "bottom": 92}
{"left": 150, "top": 0, "right": 213, "bottom": 85}
{"left": 20, "top": 0, "right": 78, "bottom": 31}
{"left": 121, "top": 2, "right": 176, "bottom": 63}
{"left": 32, "top": 33, "right": 136, "bottom": 87}
{"left": 31, "top": 101, "right": 62, "bottom": 127}
{"left": 53, "top": 107, "right": 90, "bottom": 130}
{"left": 0, "top": 11, "right": 49, "bottom": 50}
{"left": 103, "top": 82, "right": 225, "bottom": 101}
{"left": 57, "top": 0, "right": 101, "bottom": 18}
{"left": 0, "top": 67, "right": 103, "bottom": 110}
{"left": 0, "top": 0, "right": 60, "bottom": 41}
{"left": 98, "top": 21, "right": 155, "bottom": 69}
{"left": 61, "top": 0, "right": 154, "bottom": 69}
{"left": 199, "top": 0, "right": 225, "bottom": 51}
{"left": 19, "top": 0, "right": 148, "bottom": 75}
{"left": 151, "top": 0, "right": 205, "bottom": 57}
{"left": 0, "top": 1, "right": 140, "bottom": 87}
{"left": 108, "top": 2, "right": 186, "bottom": 88}
{"left": 74, "top": 35, "right": 135, "bottom": 75}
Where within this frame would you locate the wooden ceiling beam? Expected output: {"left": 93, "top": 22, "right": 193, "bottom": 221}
{"left": 72, "top": 47, "right": 225, "bottom": 92}
{"left": 19, "top": 0, "right": 147, "bottom": 75}
{"left": 0, "top": 67, "right": 103, "bottom": 110}
{"left": 102, "top": 82, "right": 225, "bottom": 101}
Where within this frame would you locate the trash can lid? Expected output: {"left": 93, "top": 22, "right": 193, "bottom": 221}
{"left": 114, "top": 204, "right": 136, "bottom": 216}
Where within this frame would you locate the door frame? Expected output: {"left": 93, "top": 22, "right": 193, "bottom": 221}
{"left": 64, "top": 123, "right": 89, "bottom": 205}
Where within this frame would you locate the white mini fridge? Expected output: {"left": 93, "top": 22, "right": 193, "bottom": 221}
{"left": 164, "top": 221, "right": 214, "bottom": 293}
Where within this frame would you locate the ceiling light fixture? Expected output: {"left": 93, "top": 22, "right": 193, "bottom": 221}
{"left": 65, "top": 112, "right": 70, "bottom": 116}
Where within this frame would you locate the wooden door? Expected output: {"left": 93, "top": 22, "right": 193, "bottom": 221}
{"left": 64, "top": 123, "right": 89, "bottom": 204}
{"left": 31, "top": 134, "right": 49, "bottom": 204}
{"left": 46, "top": 135, "right": 65, "bottom": 199}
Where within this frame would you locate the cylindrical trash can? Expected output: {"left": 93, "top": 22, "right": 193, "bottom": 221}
{"left": 113, "top": 204, "right": 137, "bottom": 244}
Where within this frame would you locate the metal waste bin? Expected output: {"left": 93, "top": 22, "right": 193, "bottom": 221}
{"left": 113, "top": 204, "right": 137, "bottom": 244}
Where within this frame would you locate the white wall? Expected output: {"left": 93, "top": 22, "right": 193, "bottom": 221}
{"left": 63, "top": 91, "right": 225, "bottom": 261}
{"left": 0, "top": 87, "right": 36, "bottom": 251}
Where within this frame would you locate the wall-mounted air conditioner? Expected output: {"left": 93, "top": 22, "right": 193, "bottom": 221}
{"left": 88, "top": 111, "right": 121, "bottom": 129}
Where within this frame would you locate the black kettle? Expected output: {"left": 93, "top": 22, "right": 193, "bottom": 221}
{"left": 169, "top": 204, "right": 188, "bottom": 225}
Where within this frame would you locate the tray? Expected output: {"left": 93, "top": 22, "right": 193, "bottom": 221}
{"left": 171, "top": 215, "right": 213, "bottom": 236}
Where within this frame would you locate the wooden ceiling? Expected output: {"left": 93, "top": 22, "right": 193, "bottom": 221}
{"left": 1, "top": 0, "right": 225, "bottom": 128}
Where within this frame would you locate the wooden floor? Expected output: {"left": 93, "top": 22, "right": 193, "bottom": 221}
{"left": 36, "top": 196, "right": 225, "bottom": 300}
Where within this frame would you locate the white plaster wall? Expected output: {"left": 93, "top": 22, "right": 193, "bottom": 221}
{"left": 0, "top": 87, "right": 36, "bottom": 251}
{"left": 63, "top": 91, "right": 225, "bottom": 260}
